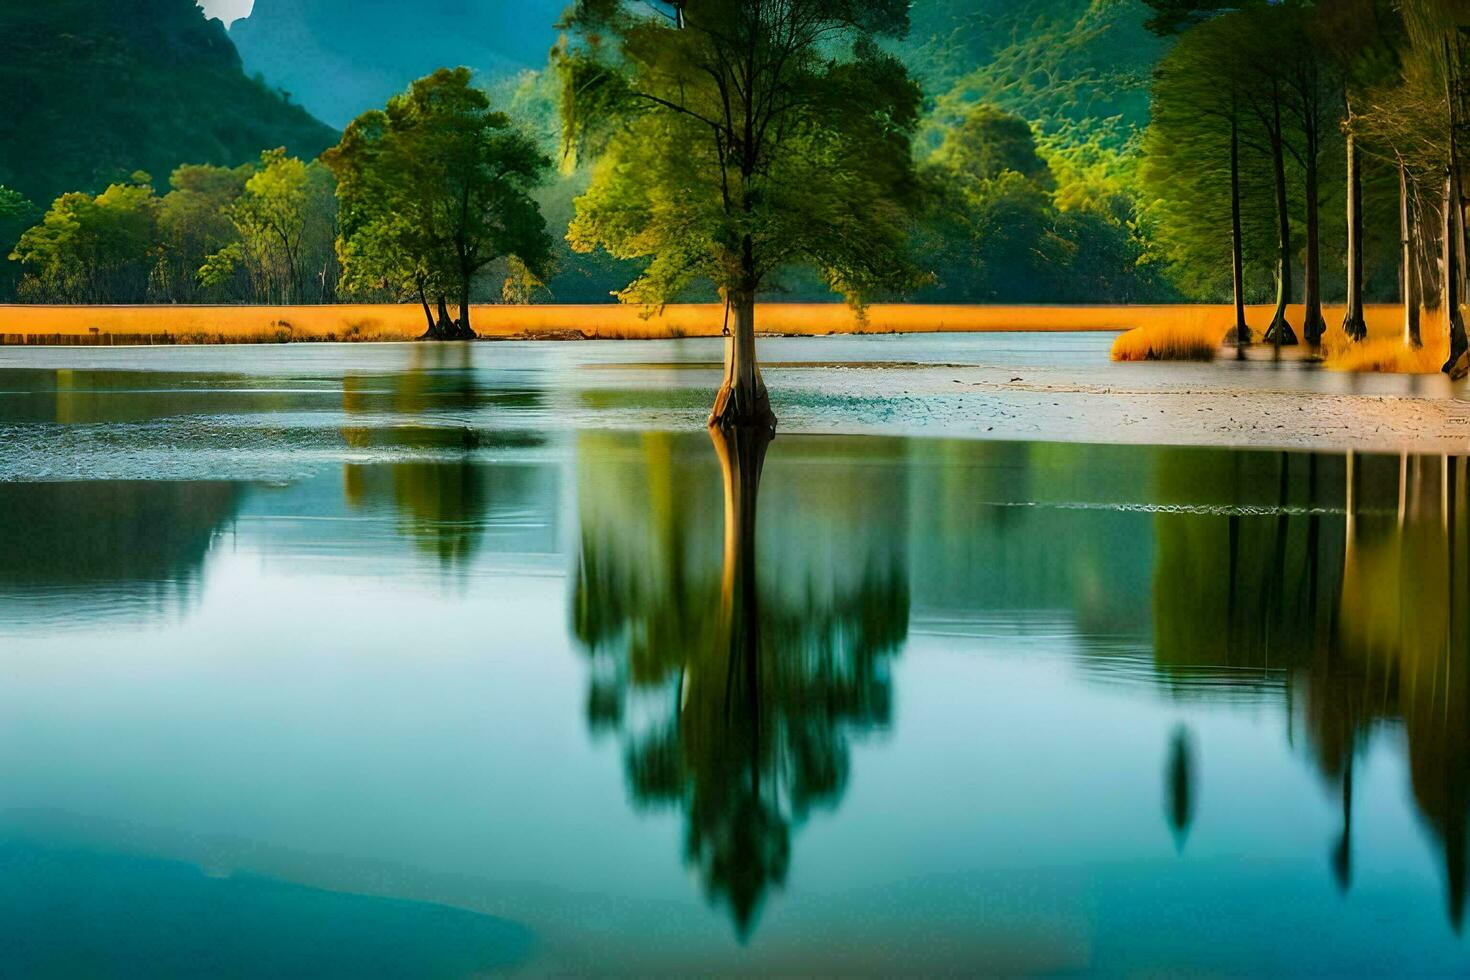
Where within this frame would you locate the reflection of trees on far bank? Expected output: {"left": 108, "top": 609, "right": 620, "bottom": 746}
{"left": 0, "top": 480, "right": 241, "bottom": 625}
{"left": 339, "top": 348, "right": 548, "bottom": 568}
{"left": 1152, "top": 450, "right": 1470, "bottom": 929}
{"left": 571, "top": 430, "right": 909, "bottom": 937}
{"left": 570, "top": 435, "right": 1470, "bottom": 935}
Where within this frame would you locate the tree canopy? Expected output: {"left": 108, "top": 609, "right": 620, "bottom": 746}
{"left": 556, "top": 0, "right": 928, "bottom": 425}
{"left": 326, "top": 68, "right": 554, "bottom": 339}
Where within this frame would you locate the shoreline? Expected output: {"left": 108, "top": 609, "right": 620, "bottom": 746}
{"left": 0, "top": 301, "right": 1406, "bottom": 345}
{"left": 2, "top": 332, "right": 1466, "bottom": 458}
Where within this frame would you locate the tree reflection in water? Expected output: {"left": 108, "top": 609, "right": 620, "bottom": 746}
{"left": 1153, "top": 451, "right": 1470, "bottom": 928}
{"left": 571, "top": 429, "right": 909, "bottom": 938}
{"left": 338, "top": 346, "right": 545, "bottom": 568}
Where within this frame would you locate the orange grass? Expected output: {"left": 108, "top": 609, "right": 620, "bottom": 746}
{"left": 1111, "top": 304, "right": 1422, "bottom": 366}
{"left": 1319, "top": 312, "right": 1450, "bottom": 373}
{"left": 1110, "top": 322, "right": 1219, "bottom": 361}
{"left": 0, "top": 301, "right": 1406, "bottom": 346}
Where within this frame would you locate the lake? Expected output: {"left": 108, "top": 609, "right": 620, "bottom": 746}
{"left": 1, "top": 338, "right": 1467, "bottom": 975}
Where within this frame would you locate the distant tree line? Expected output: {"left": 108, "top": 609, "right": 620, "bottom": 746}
{"left": 4, "top": 0, "right": 1464, "bottom": 371}
{"left": 1139, "top": 0, "right": 1470, "bottom": 373}
{"left": 2, "top": 152, "right": 338, "bottom": 306}
{"left": 0, "top": 31, "right": 1179, "bottom": 325}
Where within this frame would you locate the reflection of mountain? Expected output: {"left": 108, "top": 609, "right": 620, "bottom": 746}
{"left": 0, "top": 480, "right": 240, "bottom": 625}
{"left": 572, "top": 431, "right": 909, "bottom": 937}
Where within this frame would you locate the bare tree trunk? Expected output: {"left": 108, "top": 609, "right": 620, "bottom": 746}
{"left": 429, "top": 294, "right": 454, "bottom": 341}
{"left": 1343, "top": 133, "right": 1368, "bottom": 341}
{"left": 1403, "top": 160, "right": 1423, "bottom": 348}
{"left": 417, "top": 281, "right": 437, "bottom": 337}
{"left": 1303, "top": 138, "right": 1327, "bottom": 345}
{"left": 1264, "top": 105, "right": 1297, "bottom": 347}
{"left": 709, "top": 238, "right": 775, "bottom": 431}
{"left": 1418, "top": 182, "right": 1444, "bottom": 311}
{"left": 1229, "top": 111, "right": 1251, "bottom": 355}
{"left": 457, "top": 275, "right": 475, "bottom": 340}
{"left": 1444, "top": 168, "right": 1469, "bottom": 377}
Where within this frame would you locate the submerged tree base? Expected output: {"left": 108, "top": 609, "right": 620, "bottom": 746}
{"left": 709, "top": 379, "right": 777, "bottom": 434}
{"left": 1263, "top": 315, "right": 1298, "bottom": 346}
{"left": 1445, "top": 347, "right": 1470, "bottom": 380}
{"left": 420, "top": 321, "right": 477, "bottom": 342}
{"left": 1223, "top": 324, "right": 1252, "bottom": 347}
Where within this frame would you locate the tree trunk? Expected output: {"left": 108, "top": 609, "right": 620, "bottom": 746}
{"left": 1264, "top": 117, "right": 1298, "bottom": 347}
{"left": 709, "top": 287, "right": 774, "bottom": 430}
{"left": 457, "top": 276, "right": 476, "bottom": 340}
{"left": 1403, "top": 160, "right": 1423, "bottom": 348}
{"left": 1418, "top": 182, "right": 1444, "bottom": 311}
{"left": 710, "top": 240, "right": 775, "bottom": 431}
{"left": 1443, "top": 168, "right": 1469, "bottom": 377}
{"left": 1228, "top": 112, "right": 1251, "bottom": 354}
{"left": 417, "top": 282, "right": 437, "bottom": 337}
{"left": 428, "top": 294, "right": 454, "bottom": 341}
{"left": 1302, "top": 138, "right": 1327, "bottom": 345}
{"left": 1342, "top": 133, "right": 1368, "bottom": 341}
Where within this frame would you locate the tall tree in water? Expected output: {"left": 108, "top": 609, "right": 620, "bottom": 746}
{"left": 1356, "top": 0, "right": 1469, "bottom": 372}
{"left": 1354, "top": 1, "right": 1451, "bottom": 348}
{"left": 1319, "top": 0, "right": 1403, "bottom": 344}
{"left": 1143, "top": 11, "right": 1262, "bottom": 348}
{"left": 556, "top": 0, "right": 925, "bottom": 429}
{"left": 1252, "top": 5, "right": 1305, "bottom": 347}
{"left": 326, "top": 69, "right": 554, "bottom": 340}
{"left": 1282, "top": 3, "right": 1343, "bottom": 347}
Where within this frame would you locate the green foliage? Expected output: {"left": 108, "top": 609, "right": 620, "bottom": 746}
{"left": 157, "top": 164, "right": 253, "bottom": 302}
{"left": 326, "top": 69, "right": 553, "bottom": 331}
{"left": 0, "top": 186, "right": 35, "bottom": 297}
{"left": 11, "top": 150, "right": 337, "bottom": 305}
{"left": 916, "top": 104, "right": 1169, "bottom": 301}
{"left": 0, "top": 0, "right": 336, "bottom": 209}
{"left": 10, "top": 178, "right": 161, "bottom": 304}
{"left": 211, "top": 149, "right": 337, "bottom": 304}
{"left": 931, "top": 104, "right": 1055, "bottom": 188}
{"left": 557, "top": 0, "right": 926, "bottom": 310}
{"left": 915, "top": 0, "right": 1167, "bottom": 150}
{"left": 1138, "top": 10, "right": 1281, "bottom": 300}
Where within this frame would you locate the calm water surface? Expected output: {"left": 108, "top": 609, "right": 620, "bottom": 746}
{"left": 1, "top": 340, "right": 1468, "bottom": 975}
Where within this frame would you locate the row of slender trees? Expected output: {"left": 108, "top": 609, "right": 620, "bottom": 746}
{"left": 1142, "top": 0, "right": 1470, "bottom": 375}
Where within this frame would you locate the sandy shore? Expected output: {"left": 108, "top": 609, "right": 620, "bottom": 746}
{"left": 784, "top": 359, "right": 1470, "bottom": 455}
{"left": 0, "top": 301, "right": 1406, "bottom": 344}
{"left": 2, "top": 334, "right": 1465, "bottom": 469}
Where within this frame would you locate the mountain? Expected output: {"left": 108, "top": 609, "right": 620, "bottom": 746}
{"left": 908, "top": 0, "right": 1166, "bottom": 140}
{"left": 0, "top": 0, "right": 337, "bottom": 206}
{"left": 224, "top": 0, "right": 1163, "bottom": 138}
{"left": 230, "top": 0, "right": 568, "bottom": 128}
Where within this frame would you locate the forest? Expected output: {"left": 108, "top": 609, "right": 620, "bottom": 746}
{"left": 0, "top": 0, "right": 1464, "bottom": 369}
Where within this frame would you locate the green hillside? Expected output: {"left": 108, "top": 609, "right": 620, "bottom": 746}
{"left": 909, "top": 0, "right": 1167, "bottom": 142}
{"left": 0, "top": 0, "right": 337, "bottom": 206}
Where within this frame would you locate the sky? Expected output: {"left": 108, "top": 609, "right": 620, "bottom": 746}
{"left": 198, "top": 0, "right": 254, "bottom": 27}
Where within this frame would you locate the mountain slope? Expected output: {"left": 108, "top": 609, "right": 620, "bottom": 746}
{"left": 909, "top": 0, "right": 1166, "bottom": 140}
{"left": 230, "top": 0, "right": 568, "bottom": 127}
{"left": 0, "top": 0, "right": 337, "bottom": 206}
